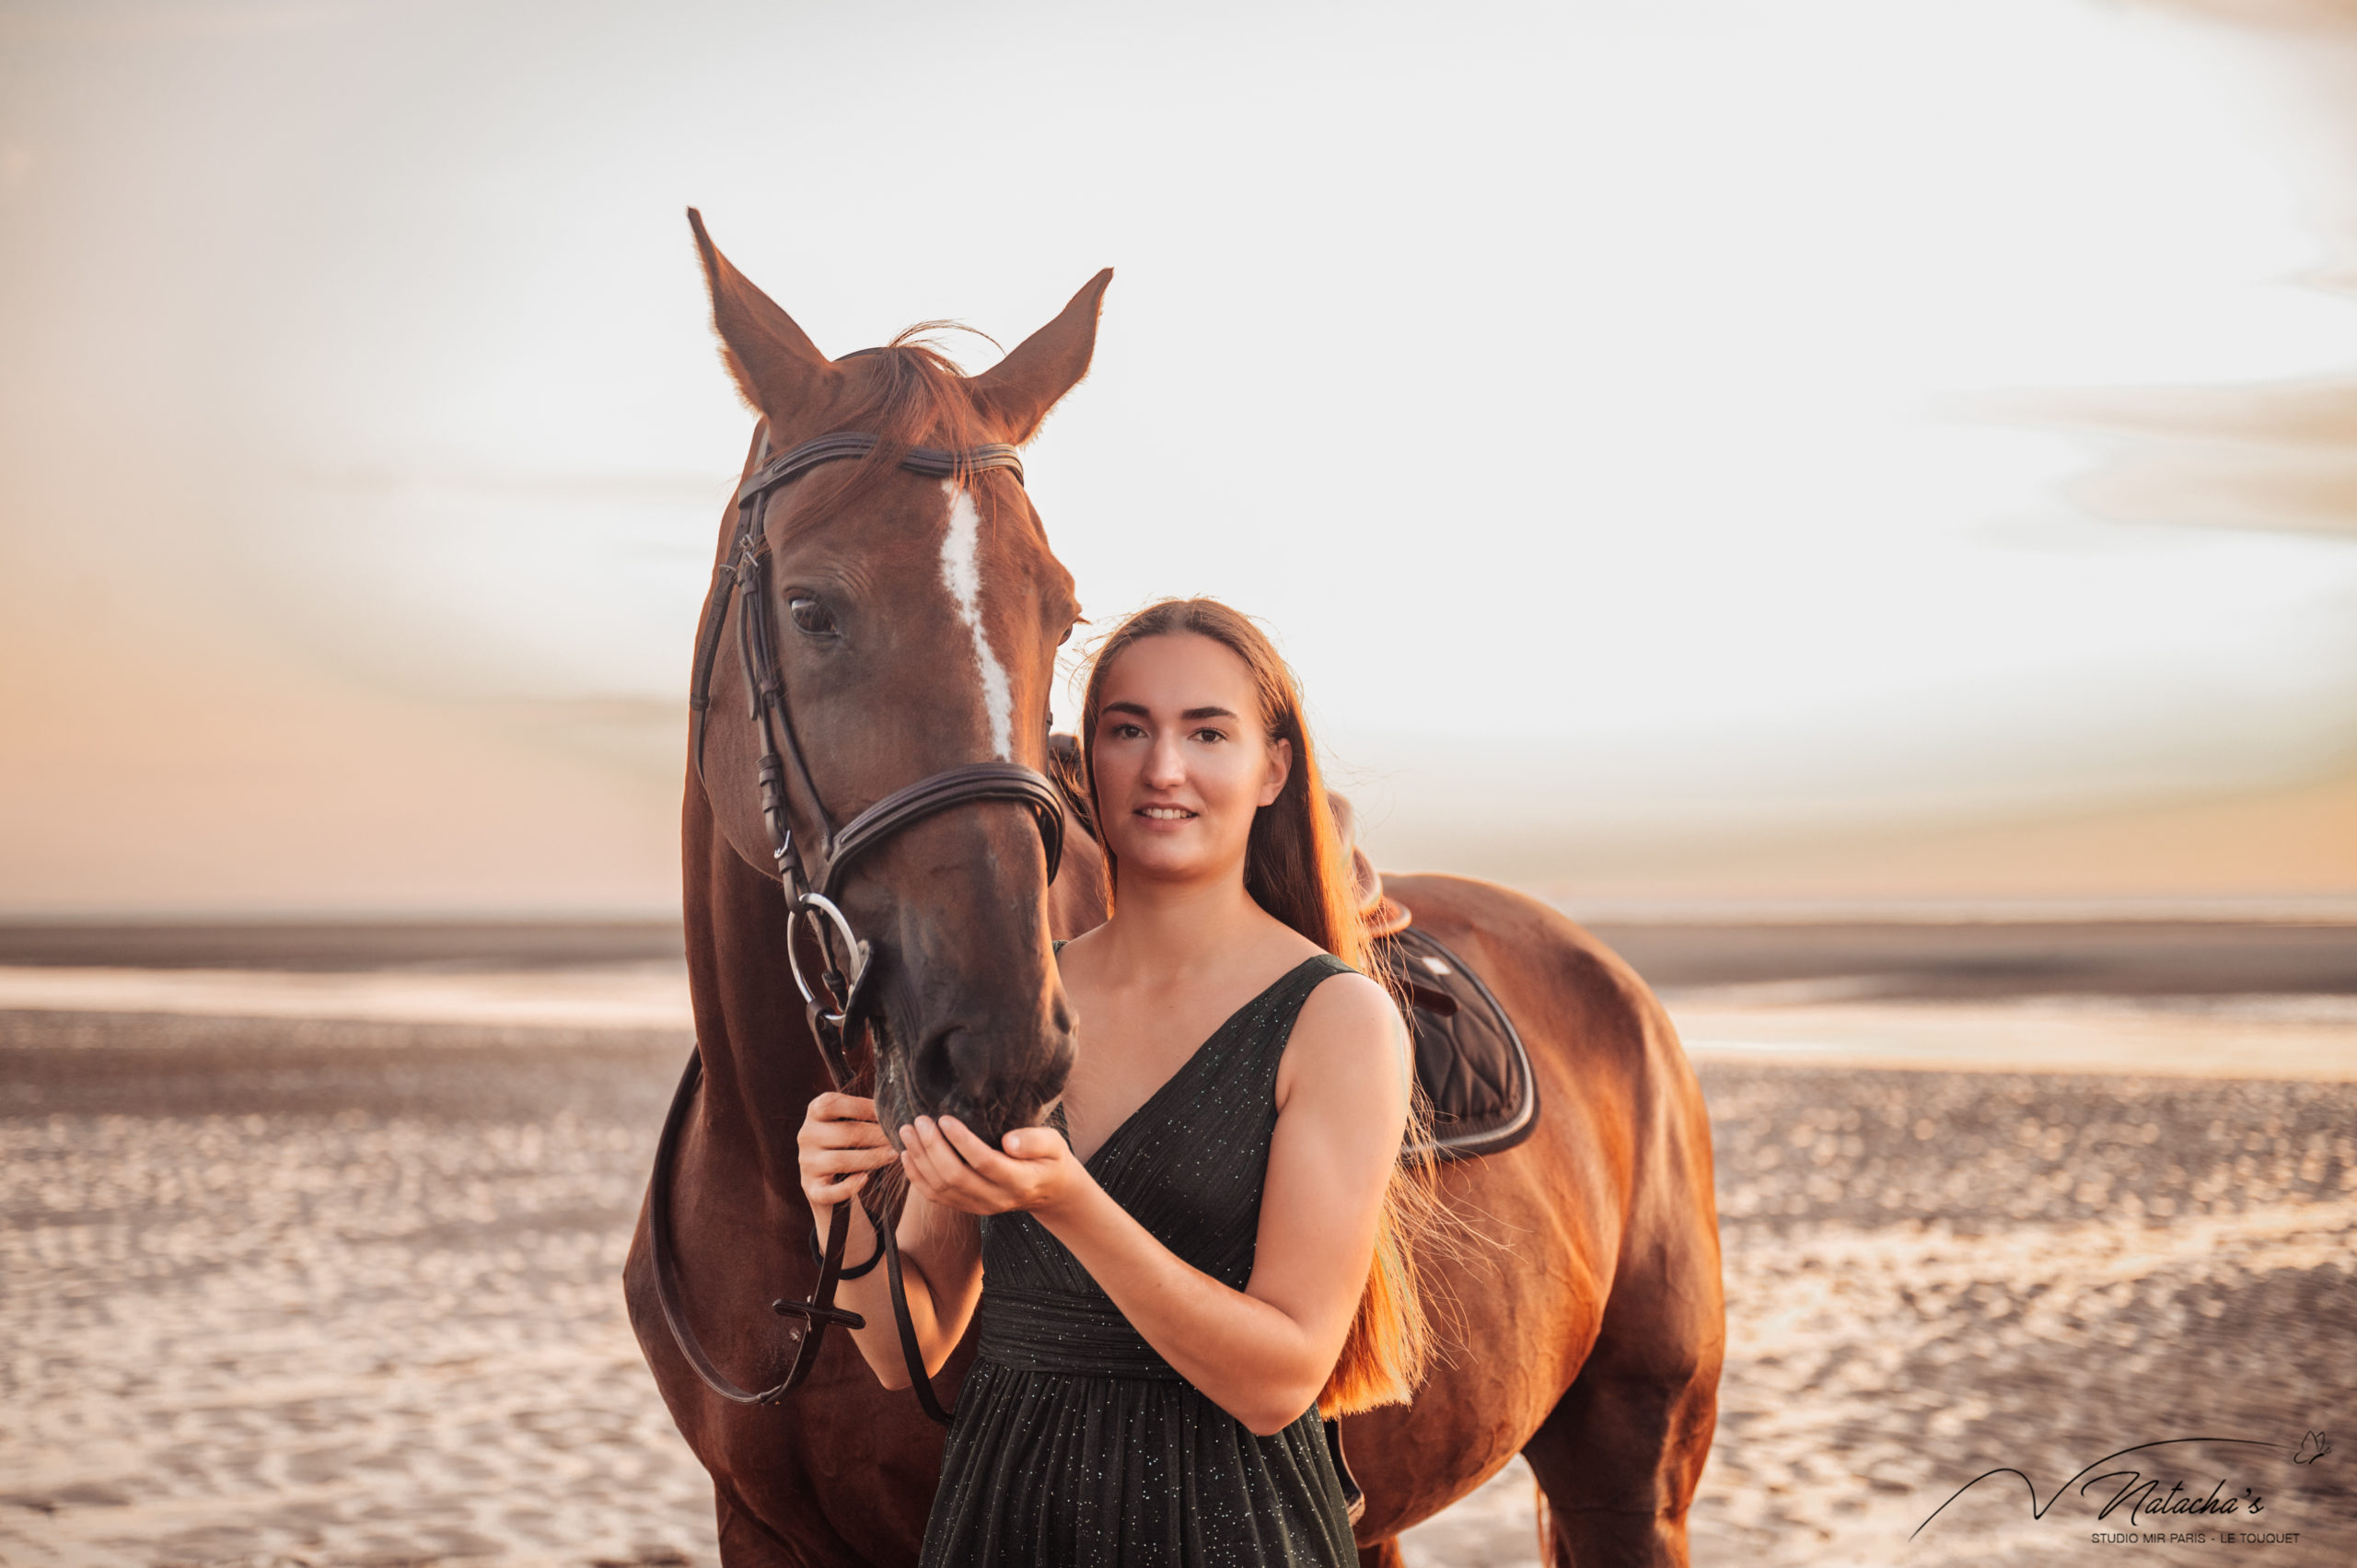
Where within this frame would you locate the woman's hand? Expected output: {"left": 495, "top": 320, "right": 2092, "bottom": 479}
{"left": 796, "top": 1091, "right": 898, "bottom": 1225}
{"left": 900, "top": 1115, "right": 1093, "bottom": 1220}
{"left": 796, "top": 1096, "right": 989, "bottom": 1390}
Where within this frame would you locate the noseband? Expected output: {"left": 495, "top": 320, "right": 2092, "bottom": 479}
{"left": 650, "top": 424, "right": 1067, "bottom": 1423}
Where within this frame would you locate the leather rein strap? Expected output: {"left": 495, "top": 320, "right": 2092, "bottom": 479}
{"left": 649, "top": 426, "right": 1065, "bottom": 1420}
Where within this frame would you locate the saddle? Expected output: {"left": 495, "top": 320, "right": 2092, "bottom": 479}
{"left": 1330, "top": 796, "right": 1540, "bottom": 1163}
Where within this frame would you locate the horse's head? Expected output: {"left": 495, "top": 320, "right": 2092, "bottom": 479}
{"left": 688, "top": 210, "right": 1105, "bottom": 1147}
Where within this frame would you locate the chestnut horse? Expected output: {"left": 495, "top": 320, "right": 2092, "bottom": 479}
{"left": 622, "top": 213, "right": 1725, "bottom": 1567}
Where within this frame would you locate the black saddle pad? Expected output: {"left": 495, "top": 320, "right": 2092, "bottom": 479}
{"left": 1371, "top": 926, "right": 1539, "bottom": 1161}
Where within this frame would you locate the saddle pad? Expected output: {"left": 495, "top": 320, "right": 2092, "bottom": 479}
{"left": 1372, "top": 926, "right": 1539, "bottom": 1162}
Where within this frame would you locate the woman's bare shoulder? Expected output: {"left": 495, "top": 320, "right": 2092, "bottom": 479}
{"left": 1278, "top": 968, "right": 1407, "bottom": 1106}
{"left": 1294, "top": 967, "right": 1400, "bottom": 1041}
{"left": 1241, "top": 906, "right": 1326, "bottom": 970}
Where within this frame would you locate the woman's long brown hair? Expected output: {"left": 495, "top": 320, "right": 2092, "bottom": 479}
{"left": 1079, "top": 598, "right": 1435, "bottom": 1416}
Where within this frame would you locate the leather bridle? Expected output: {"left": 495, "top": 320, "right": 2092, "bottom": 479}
{"left": 648, "top": 422, "right": 1068, "bottom": 1424}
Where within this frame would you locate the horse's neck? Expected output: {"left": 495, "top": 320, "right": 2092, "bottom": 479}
{"left": 682, "top": 786, "right": 838, "bottom": 1189}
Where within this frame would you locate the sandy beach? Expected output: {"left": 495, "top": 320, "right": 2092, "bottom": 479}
{"left": 2, "top": 925, "right": 2352, "bottom": 1567}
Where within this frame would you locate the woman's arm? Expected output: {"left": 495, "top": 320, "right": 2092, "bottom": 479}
{"left": 901, "top": 971, "right": 1407, "bottom": 1434}
{"left": 796, "top": 1093, "right": 984, "bottom": 1388}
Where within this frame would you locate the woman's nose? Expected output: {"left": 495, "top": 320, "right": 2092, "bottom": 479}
{"left": 1144, "top": 735, "right": 1187, "bottom": 786}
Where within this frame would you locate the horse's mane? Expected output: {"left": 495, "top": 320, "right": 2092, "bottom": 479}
{"left": 1046, "top": 732, "right": 1096, "bottom": 838}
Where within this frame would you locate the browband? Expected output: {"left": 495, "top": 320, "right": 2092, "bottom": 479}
{"left": 737, "top": 432, "right": 1026, "bottom": 506}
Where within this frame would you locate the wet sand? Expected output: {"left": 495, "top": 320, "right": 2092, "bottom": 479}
{"left": 5, "top": 917, "right": 2351, "bottom": 997}
{"left": 4, "top": 962, "right": 2354, "bottom": 1565}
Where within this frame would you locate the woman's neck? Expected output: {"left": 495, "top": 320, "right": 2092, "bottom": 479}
{"left": 1098, "top": 865, "right": 1272, "bottom": 979}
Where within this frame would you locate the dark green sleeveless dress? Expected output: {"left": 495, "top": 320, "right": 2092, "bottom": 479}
{"left": 917, "top": 954, "right": 1360, "bottom": 1568}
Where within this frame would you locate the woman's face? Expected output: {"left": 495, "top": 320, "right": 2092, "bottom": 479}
{"left": 1092, "top": 632, "right": 1291, "bottom": 889}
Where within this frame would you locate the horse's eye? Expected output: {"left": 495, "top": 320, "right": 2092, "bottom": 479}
{"left": 787, "top": 597, "right": 839, "bottom": 637}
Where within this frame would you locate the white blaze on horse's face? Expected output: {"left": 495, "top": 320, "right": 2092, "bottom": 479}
{"left": 937, "top": 480, "right": 1016, "bottom": 761}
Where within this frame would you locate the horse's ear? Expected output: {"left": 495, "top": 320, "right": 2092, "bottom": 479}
{"left": 972, "top": 268, "right": 1113, "bottom": 445}
{"left": 687, "top": 208, "right": 839, "bottom": 417}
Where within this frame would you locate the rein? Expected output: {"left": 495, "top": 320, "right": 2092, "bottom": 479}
{"left": 649, "top": 424, "right": 1066, "bottom": 1423}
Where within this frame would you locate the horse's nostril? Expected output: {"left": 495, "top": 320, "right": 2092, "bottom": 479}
{"left": 911, "top": 1027, "right": 961, "bottom": 1117}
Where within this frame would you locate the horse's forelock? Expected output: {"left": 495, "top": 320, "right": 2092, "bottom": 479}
{"left": 780, "top": 329, "right": 1011, "bottom": 531}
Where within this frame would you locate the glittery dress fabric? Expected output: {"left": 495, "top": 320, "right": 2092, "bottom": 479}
{"left": 916, "top": 954, "right": 1360, "bottom": 1568}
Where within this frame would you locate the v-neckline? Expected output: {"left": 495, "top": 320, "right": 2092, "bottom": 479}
{"left": 1055, "top": 954, "right": 1328, "bottom": 1171}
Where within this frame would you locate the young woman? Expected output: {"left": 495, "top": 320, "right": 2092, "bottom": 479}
{"left": 795, "top": 598, "right": 1427, "bottom": 1565}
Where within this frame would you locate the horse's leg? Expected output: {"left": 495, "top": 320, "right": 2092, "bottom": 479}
{"left": 1522, "top": 1291, "right": 1722, "bottom": 1568}
{"left": 1354, "top": 1539, "right": 1402, "bottom": 1567}
{"left": 1520, "top": 1075, "right": 1724, "bottom": 1566}
{"left": 716, "top": 1481, "right": 839, "bottom": 1568}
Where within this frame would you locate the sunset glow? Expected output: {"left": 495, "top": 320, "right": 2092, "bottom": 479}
{"left": 3, "top": 0, "right": 2353, "bottom": 910}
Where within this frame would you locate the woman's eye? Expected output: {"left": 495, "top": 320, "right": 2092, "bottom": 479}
{"left": 1191, "top": 728, "right": 1226, "bottom": 744}
{"left": 1111, "top": 723, "right": 1145, "bottom": 740}
{"left": 787, "top": 597, "right": 839, "bottom": 637}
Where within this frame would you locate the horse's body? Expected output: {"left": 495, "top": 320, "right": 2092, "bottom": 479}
{"left": 623, "top": 216, "right": 1724, "bottom": 1566}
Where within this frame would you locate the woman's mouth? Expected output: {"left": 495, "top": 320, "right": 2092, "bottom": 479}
{"left": 1138, "top": 806, "right": 1196, "bottom": 820}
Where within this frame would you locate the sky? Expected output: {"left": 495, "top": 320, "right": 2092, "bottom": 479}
{"left": 3, "top": 0, "right": 2355, "bottom": 913}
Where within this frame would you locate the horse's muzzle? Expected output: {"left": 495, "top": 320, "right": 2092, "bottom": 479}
{"left": 888, "top": 1019, "right": 1075, "bottom": 1152}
